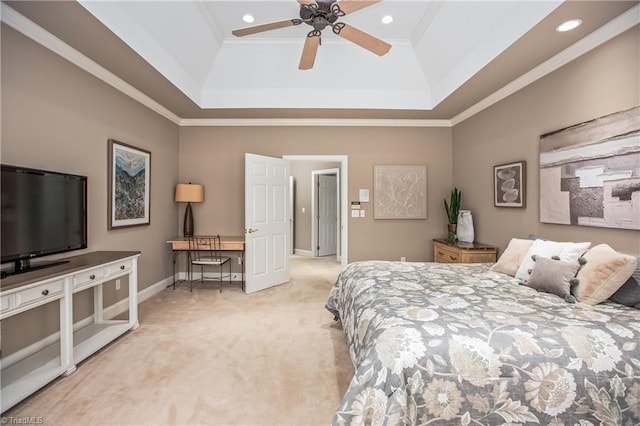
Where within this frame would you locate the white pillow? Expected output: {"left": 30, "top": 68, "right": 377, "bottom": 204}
{"left": 515, "top": 239, "right": 591, "bottom": 282}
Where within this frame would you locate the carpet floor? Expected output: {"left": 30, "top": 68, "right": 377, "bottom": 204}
{"left": 4, "top": 255, "right": 353, "bottom": 425}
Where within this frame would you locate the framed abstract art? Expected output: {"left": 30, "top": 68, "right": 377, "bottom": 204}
{"left": 539, "top": 107, "right": 639, "bottom": 230}
{"left": 373, "top": 165, "right": 427, "bottom": 219}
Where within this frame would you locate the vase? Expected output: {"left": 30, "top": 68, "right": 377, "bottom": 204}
{"left": 456, "top": 210, "right": 474, "bottom": 243}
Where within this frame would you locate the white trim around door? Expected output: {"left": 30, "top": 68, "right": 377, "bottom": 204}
{"left": 283, "top": 155, "right": 348, "bottom": 270}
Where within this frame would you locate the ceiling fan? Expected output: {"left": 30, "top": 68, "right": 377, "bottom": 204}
{"left": 232, "top": 0, "right": 391, "bottom": 70}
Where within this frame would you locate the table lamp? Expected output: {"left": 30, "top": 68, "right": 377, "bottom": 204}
{"left": 175, "top": 183, "right": 204, "bottom": 237}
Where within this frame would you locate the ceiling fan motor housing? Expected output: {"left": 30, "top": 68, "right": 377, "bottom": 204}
{"left": 300, "top": 0, "right": 340, "bottom": 31}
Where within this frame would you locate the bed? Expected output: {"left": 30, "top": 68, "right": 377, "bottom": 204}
{"left": 326, "top": 259, "right": 640, "bottom": 425}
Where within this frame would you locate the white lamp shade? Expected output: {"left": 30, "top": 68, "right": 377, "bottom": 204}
{"left": 175, "top": 184, "right": 204, "bottom": 203}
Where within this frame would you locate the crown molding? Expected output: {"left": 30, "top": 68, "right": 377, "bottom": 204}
{"left": 179, "top": 118, "right": 452, "bottom": 127}
{"left": 1, "top": 3, "right": 182, "bottom": 125}
{"left": 3, "top": 3, "right": 638, "bottom": 129}
{"left": 451, "top": 3, "right": 640, "bottom": 126}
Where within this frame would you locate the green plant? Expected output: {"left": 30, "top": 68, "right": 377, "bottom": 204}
{"left": 444, "top": 187, "right": 461, "bottom": 224}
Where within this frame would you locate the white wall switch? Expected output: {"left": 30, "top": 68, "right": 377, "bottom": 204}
{"left": 400, "top": 257, "right": 406, "bottom": 262}
{"left": 360, "top": 210, "right": 365, "bottom": 217}
{"left": 351, "top": 210, "right": 359, "bottom": 218}
{"left": 115, "top": 279, "right": 121, "bottom": 291}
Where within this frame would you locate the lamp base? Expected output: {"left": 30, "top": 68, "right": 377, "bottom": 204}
{"left": 183, "top": 202, "right": 194, "bottom": 237}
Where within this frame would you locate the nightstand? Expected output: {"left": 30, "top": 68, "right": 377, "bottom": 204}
{"left": 433, "top": 238, "right": 497, "bottom": 263}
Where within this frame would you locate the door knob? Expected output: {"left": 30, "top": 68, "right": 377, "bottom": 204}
{"left": 245, "top": 228, "right": 258, "bottom": 234}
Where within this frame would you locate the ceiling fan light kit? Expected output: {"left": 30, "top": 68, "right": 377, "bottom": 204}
{"left": 232, "top": 0, "right": 392, "bottom": 70}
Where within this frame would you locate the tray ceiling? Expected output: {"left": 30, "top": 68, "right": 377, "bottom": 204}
{"left": 3, "top": 1, "right": 638, "bottom": 121}
{"left": 76, "top": 0, "right": 562, "bottom": 110}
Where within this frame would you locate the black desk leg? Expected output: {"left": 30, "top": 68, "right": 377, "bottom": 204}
{"left": 171, "top": 250, "right": 188, "bottom": 290}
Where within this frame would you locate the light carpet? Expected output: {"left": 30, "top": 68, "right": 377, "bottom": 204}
{"left": 5, "top": 255, "right": 353, "bottom": 425}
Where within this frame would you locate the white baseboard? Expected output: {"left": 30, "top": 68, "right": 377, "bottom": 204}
{"left": 101, "top": 276, "right": 172, "bottom": 319}
{"left": 1, "top": 271, "right": 248, "bottom": 369}
{"left": 1, "top": 275, "right": 172, "bottom": 370}
{"left": 294, "top": 249, "right": 313, "bottom": 257}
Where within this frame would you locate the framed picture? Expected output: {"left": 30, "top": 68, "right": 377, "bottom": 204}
{"left": 494, "top": 161, "right": 526, "bottom": 208}
{"left": 539, "top": 106, "right": 639, "bottom": 229}
{"left": 373, "top": 165, "right": 427, "bottom": 219}
{"left": 108, "top": 139, "right": 151, "bottom": 229}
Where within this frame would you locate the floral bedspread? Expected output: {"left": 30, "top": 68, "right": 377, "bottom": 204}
{"left": 326, "top": 261, "right": 640, "bottom": 425}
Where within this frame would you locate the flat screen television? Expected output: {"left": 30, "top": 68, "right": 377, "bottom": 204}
{"left": 1, "top": 164, "right": 88, "bottom": 276}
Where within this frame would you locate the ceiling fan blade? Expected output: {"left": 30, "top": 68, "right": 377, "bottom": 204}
{"left": 299, "top": 34, "right": 320, "bottom": 70}
{"left": 333, "top": 23, "right": 391, "bottom": 56}
{"left": 232, "top": 19, "right": 298, "bottom": 37}
{"left": 335, "top": 0, "right": 381, "bottom": 15}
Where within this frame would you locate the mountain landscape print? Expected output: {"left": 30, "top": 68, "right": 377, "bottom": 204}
{"left": 115, "top": 149, "right": 146, "bottom": 219}
{"left": 109, "top": 140, "right": 150, "bottom": 228}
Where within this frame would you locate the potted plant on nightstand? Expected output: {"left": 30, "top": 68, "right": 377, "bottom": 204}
{"left": 444, "top": 187, "right": 461, "bottom": 242}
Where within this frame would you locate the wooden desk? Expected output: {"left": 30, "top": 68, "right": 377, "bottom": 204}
{"left": 166, "top": 236, "right": 245, "bottom": 251}
{"left": 166, "top": 236, "right": 245, "bottom": 289}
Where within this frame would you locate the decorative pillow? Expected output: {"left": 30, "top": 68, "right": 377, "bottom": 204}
{"left": 525, "top": 256, "right": 579, "bottom": 303}
{"left": 574, "top": 244, "right": 638, "bottom": 305}
{"left": 515, "top": 239, "right": 591, "bottom": 282}
{"left": 490, "top": 238, "right": 534, "bottom": 277}
{"left": 608, "top": 256, "right": 640, "bottom": 308}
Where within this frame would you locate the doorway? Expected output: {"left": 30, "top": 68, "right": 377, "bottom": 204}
{"left": 283, "top": 155, "right": 348, "bottom": 270}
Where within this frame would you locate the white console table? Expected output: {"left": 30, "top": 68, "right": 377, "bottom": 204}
{"left": 0, "top": 251, "right": 140, "bottom": 413}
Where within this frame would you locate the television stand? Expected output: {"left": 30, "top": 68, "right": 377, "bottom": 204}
{"left": 9, "top": 258, "right": 70, "bottom": 276}
{"left": 0, "top": 251, "right": 140, "bottom": 413}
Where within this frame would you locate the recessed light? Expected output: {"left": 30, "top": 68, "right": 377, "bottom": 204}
{"left": 556, "top": 19, "right": 582, "bottom": 32}
{"left": 381, "top": 15, "right": 393, "bottom": 24}
{"left": 243, "top": 14, "right": 255, "bottom": 23}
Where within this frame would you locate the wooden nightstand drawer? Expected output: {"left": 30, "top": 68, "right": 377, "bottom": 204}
{"left": 434, "top": 244, "right": 461, "bottom": 263}
{"left": 433, "top": 239, "right": 497, "bottom": 264}
{"left": 462, "top": 252, "right": 497, "bottom": 263}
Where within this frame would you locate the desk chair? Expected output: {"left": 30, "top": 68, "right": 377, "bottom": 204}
{"left": 187, "top": 235, "right": 231, "bottom": 292}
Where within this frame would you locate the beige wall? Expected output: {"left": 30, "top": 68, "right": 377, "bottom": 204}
{"left": 452, "top": 26, "right": 640, "bottom": 255}
{"left": 1, "top": 25, "right": 180, "bottom": 353}
{"left": 5, "top": 15, "right": 637, "bottom": 357}
{"left": 178, "top": 126, "right": 453, "bottom": 262}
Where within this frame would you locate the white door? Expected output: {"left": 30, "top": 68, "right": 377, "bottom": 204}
{"left": 317, "top": 174, "right": 337, "bottom": 256}
{"left": 244, "top": 153, "right": 290, "bottom": 293}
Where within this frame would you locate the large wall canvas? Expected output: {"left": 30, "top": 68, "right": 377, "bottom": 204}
{"left": 108, "top": 139, "right": 151, "bottom": 229}
{"left": 539, "top": 107, "right": 640, "bottom": 230}
{"left": 373, "top": 165, "right": 427, "bottom": 219}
